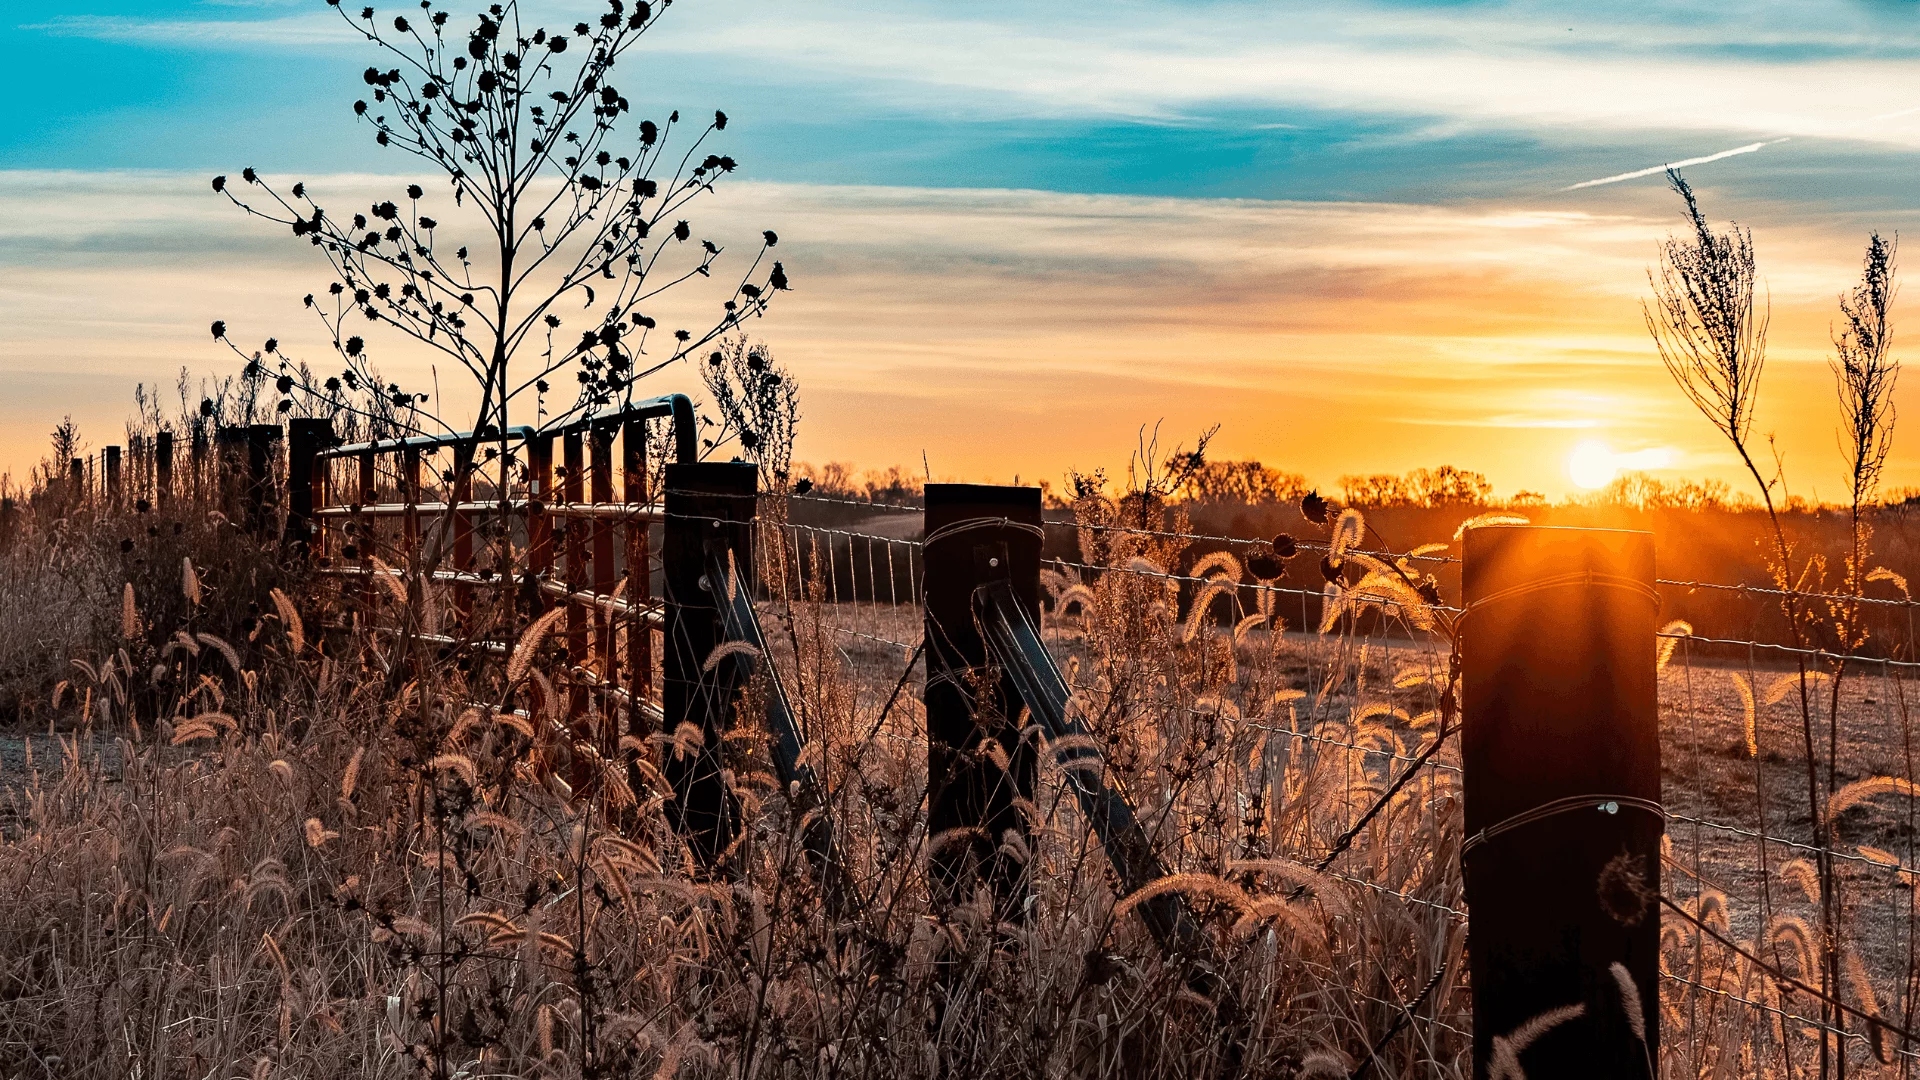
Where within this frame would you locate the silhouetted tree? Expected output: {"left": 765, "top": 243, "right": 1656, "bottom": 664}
{"left": 209, "top": 0, "right": 789, "bottom": 487}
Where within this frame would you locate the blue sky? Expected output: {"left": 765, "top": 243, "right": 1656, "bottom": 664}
{"left": 6, "top": 0, "right": 1920, "bottom": 496}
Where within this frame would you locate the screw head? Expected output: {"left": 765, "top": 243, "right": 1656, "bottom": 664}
{"left": 989, "top": 557, "right": 1000, "bottom": 567}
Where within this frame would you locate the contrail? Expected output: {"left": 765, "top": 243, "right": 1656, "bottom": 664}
{"left": 1562, "top": 138, "right": 1789, "bottom": 191}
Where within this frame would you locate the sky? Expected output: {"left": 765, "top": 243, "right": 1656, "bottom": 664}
{"left": 5, "top": 0, "right": 1920, "bottom": 500}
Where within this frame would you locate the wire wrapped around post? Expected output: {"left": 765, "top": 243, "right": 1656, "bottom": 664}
{"left": 1461, "top": 525, "right": 1662, "bottom": 1080}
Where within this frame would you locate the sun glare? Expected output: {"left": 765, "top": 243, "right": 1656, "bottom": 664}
{"left": 1568, "top": 440, "right": 1617, "bottom": 490}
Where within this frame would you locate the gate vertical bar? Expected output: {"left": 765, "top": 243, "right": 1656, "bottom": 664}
{"left": 1461, "top": 525, "right": 1660, "bottom": 1080}
{"left": 451, "top": 442, "right": 475, "bottom": 622}
{"left": 622, "top": 416, "right": 653, "bottom": 741}
{"left": 527, "top": 434, "right": 555, "bottom": 613}
{"left": 357, "top": 448, "right": 377, "bottom": 620}
{"left": 661, "top": 460, "right": 757, "bottom": 868}
{"left": 401, "top": 447, "right": 422, "bottom": 562}
{"left": 590, "top": 423, "right": 618, "bottom": 735}
{"left": 922, "top": 483, "right": 1043, "bottom": 915}
{"left": 563, "top": 430, "right": 588, "bottom": 721}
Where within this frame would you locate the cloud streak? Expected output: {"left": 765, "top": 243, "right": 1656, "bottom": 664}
{"left": 1562, "top": 138, "right": 1791, "bottom": 191}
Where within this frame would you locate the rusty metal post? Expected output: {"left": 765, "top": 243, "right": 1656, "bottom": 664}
{"left": 590, "top": 423, "right": 618, "bottom": 730}
{"left": 622, "top": 416, "right": 653, "bottom": 737}
{"left": 356, "top": 448, "right": 377, "bottom": 620}
{"left": 527, "top": 434, "right": 555, "bottom": 612}
{"left": 563, "top": 430, "right": 588, "bottom": 721}
{"left": 451, "top": 442, "right": 475, "bottom": 621}
{"left": 661, "top": 460, "right": 757, "bottom": 868}
{"left": 922, "top": 483, "right": 1043, "bottom": 915}
{"left": 1461, "top": 525, "right": 1661, "bottom": 1080}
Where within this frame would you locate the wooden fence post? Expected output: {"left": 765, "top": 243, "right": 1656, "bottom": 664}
{"left": 105, "top": 446, "right": 122, "bottom": 508}
{"left": 1461, "top": 525, "right": 1661, "bottom": 1080}
{"left": 286, "top": 418, "right": 332, "bottom": 554}
{"left": 190, "top": 428, "right": 207, "bottom": 504}
{"left": 661, "top": 460, "right": 758, "bottom": 868}
{"left": 69, "top": 457, "right": 83, "bottom": 504}
{"left": 155, "top": 431, "right": 173, "bottom": 507}
{"left": 922, "top": 483, "right": 1043, "bottom": 915}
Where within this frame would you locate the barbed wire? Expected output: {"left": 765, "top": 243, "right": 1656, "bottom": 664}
{"left": 1665, "top": 810, "right": 1920, "bottom": 878}
{"left": 1658, "top": 970, "right": 1904, "bottom": 1058}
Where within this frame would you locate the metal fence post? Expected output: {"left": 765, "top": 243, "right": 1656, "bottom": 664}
{"left": 286, "top": 418, "right": 332, "bottom": 555}
{"left": 1461, "top": 525, "right": 1661, "bottom": 1080}
{"left": 922, "top": 483, "right": 1043, "bottom": 915}
{"left": 661, "top": 460, "right": 758, "bottom": 869}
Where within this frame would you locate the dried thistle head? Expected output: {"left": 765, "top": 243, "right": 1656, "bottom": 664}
{"left": 1834, "top": 231, "right": 1899, "bottom": 508}
{"left": 1644, "top": 169, "right": 1769, "bottom": 454}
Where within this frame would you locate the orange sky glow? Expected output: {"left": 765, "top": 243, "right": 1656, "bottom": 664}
{"left": 2, "top": 173, "right": 1912, "bottom": 504}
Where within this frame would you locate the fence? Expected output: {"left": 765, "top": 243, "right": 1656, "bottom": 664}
{"left": 19, "top": 414, "right": 1920, "bottom": 1076}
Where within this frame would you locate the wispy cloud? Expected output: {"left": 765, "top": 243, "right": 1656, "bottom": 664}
{"left": 1562, "top": 138, "right": 1790, "bottom": 191}
{"left": 0, "top": 169, "right": 1887, "bottom": 495}
{"left": 25, "top": 12, "right": 349, "bottom": 46}
{"left": 27, "top": 1, "right": 1920, "bottom": 149}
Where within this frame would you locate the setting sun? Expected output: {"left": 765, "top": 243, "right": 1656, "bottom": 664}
{"left": 1568, "top": 440, "right": 1617, "bottom": 489}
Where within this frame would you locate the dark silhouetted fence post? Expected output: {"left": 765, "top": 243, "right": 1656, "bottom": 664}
{"left": 922, "top": 483, "right": 1042, "bottom": 915}
{"left": 661, "top": 460, "right": 757, "bottom": 869}
{"left": 0, "top": 498, "right": 15, "bottom": 550}
{"left": 1461, "top": 525, "right": 1661, "bottom": 1080}
{"left": 155, "top": 431, "right": 173, "bottom": 507}
{"left": 286, "top": 418, "right": 332, "bottom": 554}
{"left": 190, "top": 429, "right": 207, "bottom": 503}
{"left": 69, "top": 457, "right": 83, "bottom": 503}
{"left": 105, "top": 446, "right": 122, "bottom": 508}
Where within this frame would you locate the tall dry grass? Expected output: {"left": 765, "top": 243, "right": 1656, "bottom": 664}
{"left": 0, "top": 458, "right": 1485, "bottom": 1078}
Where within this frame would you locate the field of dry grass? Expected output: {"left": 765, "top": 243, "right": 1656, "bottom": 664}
{"left": 0, "top": 480, "right": 1915, "bottom": 1080}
